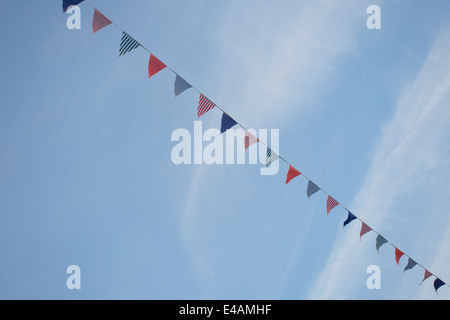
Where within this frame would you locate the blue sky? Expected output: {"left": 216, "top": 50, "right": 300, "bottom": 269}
{"left": 0, "top": 0, "right": 449, "bottom": 299}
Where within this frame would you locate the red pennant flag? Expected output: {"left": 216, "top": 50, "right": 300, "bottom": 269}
{"left": 326, "top": 196, "right": 339, "bottom": 215}
{"left": 244, "top": 131, "right": 259, "bottom": 150}
{"left": 395, "top": 248, "right": 404, "bottom": 265}
{"left": 148, "top": 54, "right": 166, "bottom": 79}
{"left": 285, "top": 165, "right": 301, "bottom": 184}
{"left": 360, "top": 222, "right": 372, "bottom": 240}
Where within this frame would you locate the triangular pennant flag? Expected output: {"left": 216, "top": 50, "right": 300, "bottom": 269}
{"left": 434, "top": 279, "right": 446, "bottom": 294}
{"left": 343, "top": 211, "right": 357, "bottom": 228}
{"left": 266, "top": 148, "right": 279, "bottom": 167}
{"left": 92, "top": 9, "right": 112, "bottom": 34}
{"left": 63, "top": 0, "right": 84, "bottom": 12}
{"left": 174, "top": 75, "right": 192, "bottom": 97}
{"left": 326, "top": 196, "right": 339, "bottom": 215}
{"left": 244, "top": 131, "right": 259, "bottom": 150}
{"left": 420, "top": 270, "right": 433, "bottom": 286}
{"left": 395, "top": 248, "right": 404, "bottom": 265}
{"left": 220, "top": 113, "right": 237, "bottom": 134}
{"left": 197, "top": 94, "right": 216, "bottom": 118}
{"left": 360, "top": 222, "right": 372, "bottom": 240}
{"left": 285, "top": 165, "right": 301, "bottom": 184}
{"left": 148, "top": 54, "right": 166, "bottom": 79}
{"left": 119, "top": 32, "right": 140, "bottom": 57}
{"left": 404, "top": 258, "right": 417, "bottom": 272}
{"left": 306, "top": 181, "right": 320, "bottom": 198}
{"left": 375, "top": 235, "right": 388, "bottom": 253}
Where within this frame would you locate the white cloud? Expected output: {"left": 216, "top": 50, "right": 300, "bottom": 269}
{"left": 177, "top": 0, "right": 366, "bottom": 294}
{"left": 210, "top": 0, "right": 361, "bottom": 128}
{"left": 308, "top": 26, "right": 450, "bottom": 299}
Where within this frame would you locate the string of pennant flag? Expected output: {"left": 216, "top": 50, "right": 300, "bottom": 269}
{"left": 62, "top": 0, "right": 448, "bottom": 294}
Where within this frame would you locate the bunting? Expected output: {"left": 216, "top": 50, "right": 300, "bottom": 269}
{"left": 420, "top": 270, "right": 433, "bottom": 285}
{"left": 220, "top": 114, "right": 237, "bottom": 134}
{"left": 326, "top": 196, "right": 339, "bottom": 215}
{"left": 62, "top": 1, "right": 449, "bottom": 295}
{"left": 244, "top": 131, "right": 259, "bottom": 151}
{"left": 434, "top": 279, "right": 446, "bottom": 294}
{"left": 197, "top": 94, "right": 216, "bottom": 118}
{"left": 375, "top": 235, "right": 388, "bottom": 253}
{"left": 285, "top": 165, "right": 301, "bottom": 185}
{"left": 119, "top": 32, "right": 140, "bottom": 57}
{"left": 148, "top": 54, "right": 166, "bottom": 79}
{"left": 63, "top": 0, "right": 84, "bottom": 12}
{"left": 174, "top": 75, "right": 192, "bottom": 97}
{"left": 404, "top": 258, "right": 417, "bottom": 272}
{"left": 360, "top": 222, "right": 372, "bottom": 240}
{"left": 92, "top": 9, "right": 112, "bottom": 34}
{"left": 266, "top": 148, "right": 279, "bottom": 167}
{"left": 306, "top": 181, "right": 320, "bottom": 199}
{"left": 395, "top": 248, "right": 404, "bottom": 265}
{"left": 343, "top": 211, "right": 357, "bottom": 228}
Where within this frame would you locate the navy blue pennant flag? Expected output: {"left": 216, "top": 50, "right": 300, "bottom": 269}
{"left": 343, "top": 211, "right": 357, "bottom": 228}
{"left": 220, "top": 113, "right": 238, "bottom": 134}
{"left": 434, "top": 279, "right": 446, "bottom": 294}
{"left": 306, "top": 181, "right": 320, "bottom": 198}
{"left": 63, "top": 0, "right": 84, "bottom": 12}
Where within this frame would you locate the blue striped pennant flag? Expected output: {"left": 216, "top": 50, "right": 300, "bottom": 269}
{"left": 119, "top": 32, "right": 140, "bottom": 57}
{"left": 375, "top": 235, "right": 388, "bottom": 252}
{"left": 265, "top": 148, "right": 279, "bottom": 167}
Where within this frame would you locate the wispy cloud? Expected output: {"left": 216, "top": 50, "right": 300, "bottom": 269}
{"left": 177, "top": 0, "right": 365, "bottom": 295}
{"left": 308, "top": 26, "right": 450, "bottom": 299}
{"left": 209, "top": 0, "right": 361, "bottom": 128}
{"left": 179, "top": 165, "right": 216, "bottom": 281}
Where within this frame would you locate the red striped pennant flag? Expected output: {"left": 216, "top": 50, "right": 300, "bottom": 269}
{"left": 148, "top": 54, "right": 166, "bottom": 79}
{"left": 360, "top": 222, "right": 372, "bottom": 240}
{"left": 395, "top": 248, "right": 404, "bottom": 265}
{"left": 285, "top": 165, "right": 301, "bottom": 184}
{"left": 198, "top": 94, "right": 216, "bottom": 118}
{"left": 420, "top": 270, "right": 433, "bottom": 286}
{"left": 244, "top": 131, "right": 259, "bottom": 150}
{"left": 92, "top": 9, "right": 112, "bottom": 34}
{"left": 326, "top": 196, "right": 339, "bottom": 215}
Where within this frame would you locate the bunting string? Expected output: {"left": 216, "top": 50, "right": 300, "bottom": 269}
{"left": 64, "top": 0, "right": 449, "bottom": 294}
